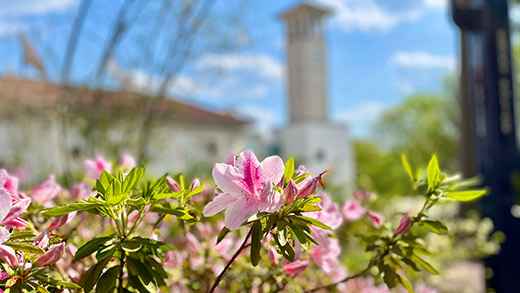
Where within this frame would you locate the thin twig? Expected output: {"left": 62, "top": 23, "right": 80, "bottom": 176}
{"left": 208, "top": 228, "right": 253, "bottom": 293}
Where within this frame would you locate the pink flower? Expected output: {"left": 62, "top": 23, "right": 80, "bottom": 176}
{"left": 395, "top": 214, "right": 411, "bottom": 236}
{"left": 0, "top": 170, "right": 19, "bottom": 199}
{"left": 69, "top": 182, "right": 95, "bottom": 200}
{"left": 0, "top": 198, "right": 30, "bottom": 227}
{"left": 284, "top": 179, "right": 298, "bottom": 204}
{"left": 341, "top": 200, "right": 366, "bottom": 222}
{"left": 0, "top": 189, "right": 18, "bottom": 267}
{"left": 31, "top": 175, "right": 61, "bottom": 204}
{"left": 203, "top": 149, "right": 284, "bottom": 230}
{"left": 353, "top": 189, "right": 371, "bottom": 202}
{"left": 84, "top": 156, "right": 112, "bottom": 180}
{"left": 166, "top": 176, "right": 182, "bottom": 192}
{"left": 282, "top": 260, "right": 309, "bottom": 275}
{"left": 267, "top": 247, "right": 279, "bottom": 266}
{"left": 190, "top": 178, "right": 201, "bottom": 191}
{"left": 119, "top": 152, "right": 136, "bottom": 170}
{"left": 34, "top": 242, "right": 65, "bottom": 266}
{"left": 49, "top": 211, "right": 77, "bottom": 231}
{"left": 367, "top": 211, "right": 384, "bottom": 228}
{"left": 310, "top": 193, "right": 343, "bottom": 230}
{"left": 310, "top": 236, "right": 341, "bottom": 273}
{"left": 34, "top": 229, "right": 50, "bottom": 249}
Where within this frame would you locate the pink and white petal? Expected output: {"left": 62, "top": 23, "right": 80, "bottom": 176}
{"left": 259, "top": 184, "right": 283, "bottom": 213}
{"left": 0, "top": 189, "right": 12, "bottom": 223}
{"left": 1, "top": 198, "right": 31, "bottom": 225}
{"left": 235, "top": 149, "right": 261, "bottom": 176}
{"left": 203, "top": 193, "right": 237, "bottom": 217}
{"left": 0, "top": 227, "right": 9, "bottom": 244}
{"left": 4, "top": 218, "right": 29, "bottom": 228}
{"left": 0, "top": 245, "right": 18, "bottom": 267}
{"left": 212, "top": 163, "right": 249, "bottom": 197}
{"left": 259, "top": 156, "right": 284, "bottom": 185}
{"left": 224, "top": 198, "right": 258, "bottom": 230}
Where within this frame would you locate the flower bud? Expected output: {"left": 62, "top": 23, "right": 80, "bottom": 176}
{"left": 0, "top": 245, "right": 18, "bottom": 267}
{"left": 166, "top": 176, "right": 182, "bottom": 192}
{"left": 268, "top": 247, "right": 278, "bottom": 266}
{"left": 282, "top": 260, "right": 309, "bottom": 275}
{"left": 49, "top": 211, "right": 77, "bottom": 231}
{"left": 35, "top": 243, "right": 65, "bottom": 266}
{"left": 395, "top": 214, "right": 412, "bottom": 236}
{"left": 34, "top": 229, "right": 50, "bottom": 249}
{"left": 190, "top": 178, "right": 201, "bottom": 192}
{"left": 284, "top": 179, "right": 298, "bottom": 204}
{"left": 367, "top": 211, "right": 384, "bottom": 228}
{"left": 297, "top": 177, "right": 319, "bottom": 199}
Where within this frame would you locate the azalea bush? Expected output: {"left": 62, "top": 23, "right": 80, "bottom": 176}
{"left": 0, "top": 149, "right": 490, "bottom": 292}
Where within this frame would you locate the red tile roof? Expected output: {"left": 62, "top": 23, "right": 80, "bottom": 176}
{"left": 0, "top": 77, "right": 248, "bottom": 125}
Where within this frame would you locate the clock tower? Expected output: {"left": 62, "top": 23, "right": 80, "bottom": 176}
{"left": 280, "top": 3, "right": 329, "bottom": 122}
{"left": 277, "top": 3, "right": 354, "bottom": 186}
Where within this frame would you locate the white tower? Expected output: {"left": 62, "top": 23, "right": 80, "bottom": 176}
{"left": 277, "top": 3, "right": 355, "bottom": 186}
{"left": 280, "top": 3, "right": 329, "bottom": 123}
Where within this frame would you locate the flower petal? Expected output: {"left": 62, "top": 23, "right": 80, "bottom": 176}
{"left": 224, "top": 198, "right": 257, "bottom": 230}
{"left": 1, "top": 198, "right": 31, "bottom": 225}
{"left": 0, "top": 244, "right": 18, "bottom": 267}
{"left": 0, "top": 227, "right": 10, "bottom": 244}
{"left": 0, "top": 189, "right": 12, "bottom": 223}
{"left": 203, "top": 193, "right": 237, "bottom": 217}
{"left": 258, "top": 182, "right": 283, "bottom": 213}
{"left": 212, "top": 163, "right": 249, "bottom": 197}
{"left": 259, "top": 155, "right": 284, "bottom": 185}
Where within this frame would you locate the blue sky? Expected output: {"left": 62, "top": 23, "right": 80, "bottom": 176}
{"left": 0, "top": 0, "right": 457, "bottom": 137}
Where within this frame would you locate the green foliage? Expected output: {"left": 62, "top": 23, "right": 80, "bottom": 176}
{"left": 43, "top": 167, "right": 203, "bottom": 292}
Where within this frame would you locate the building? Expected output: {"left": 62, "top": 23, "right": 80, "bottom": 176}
{"left": 277, "top": 3, "right": 355, "bottom": 185}
{"left": 0, "top": 77, "right": 248, "bottom": 179}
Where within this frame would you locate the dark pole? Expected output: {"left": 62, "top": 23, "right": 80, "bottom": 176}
{"left": 452, "top": 0, "right": 520, "bottom": 292}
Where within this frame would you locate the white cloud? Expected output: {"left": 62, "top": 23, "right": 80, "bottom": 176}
{"left": 423, "top": 0, "right": 447, "bottom": 9}
{"left": 196, "top": 53, "right": 284, "bottom": 80}
{"left": 316, "top": 0, "right": 422, "bottom": 33}
{"left": 237, "top": 105, "right": 278, "bottom": 134}
{"left": 0, "top": 0, "right": 76, "bottom": 16}
{"left": 0, "top": 22, "right": 27, "bottom": 37}
{"left": 390, "top": 51, "right": 455, "bottom": 70}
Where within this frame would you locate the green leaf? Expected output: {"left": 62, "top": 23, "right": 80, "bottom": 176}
{"left": 250, "top": 220, "right": 263, "bottom": 266}
{"left": 123, "top": 167, "right": 144, "bottom": 193}
{"left": 9, "top": 232, "right": 35, "bottom": 240}
{"left": 75, "top": 236, "right": 113, "bottom": 262}
{"left": 79, "top": 253, "right": 113, "bottom": 293}
{"left": 380, "top": 263, "right": 398, "bottom": 289}
{"left": 121, "top": 241, "right": 143, "bottom": 253}
{"left": 186, "top": 184, "right": 204, "bottom": 198}
{"left": 96, "top": 245, "right": 116, "bottom": 261}
{"left": 294, "top": 215, "right": 332, "bottom": 231}
{"left": 217, "top": 227, "right": 230, "bottom": 244}
{"left": 127, "top": 257, "right": 157, "bottom": 293}
{"left": 287, "top": 223, "right": 307, "bottom": 247}
{"left": 96, "top": 265, "right": 120, "bottom": 293}
{"left": 398, "top": 275, "right": 416, "bottom": 293}
{"left": 3, "top": 242, "right": 44, "bottom": 254}
{"left": 299, "top": 204, "right": 321, "bottom": 212}
{"left": 129, "top": 237, "right": 175, "bottom": 252}
{"left": 153, "top": 190, "right": 184, "bottom": 200}
{"left": 284, "top": 157, "right": 295, "bottom": 185}
{"left": 443, "top": 190, "right": 486, "bottom": 202}
{"left": 42, "top": 200, "right": 105, "bottom": 218}
{"left": 401, "top": 155, "right": 415, "bottom": 182}
{"left": 107, "top": 192, "right": 128, "bottom": 205}
{"left": 427, "top": 155, "right": 440, "bottom": 189}
{"left": 419, "top": 220, "right": 448, "bottom": 234}
{"left": 32, "top": 274, "right": 81, "bottom": 289}
{"left": 150, "top": 205, "right": 193, "bottom": 220}
{"left": 411, "top": 255, "right": 439, "bottom": 275}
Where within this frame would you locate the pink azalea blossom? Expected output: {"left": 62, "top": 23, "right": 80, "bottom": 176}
{"left": 282, "top": 260, "right": 309, "bottom": 275}
{"left": 267, "top": 247, "right": 279, "bottom": 266}
{"left": 367, "top": 211, "right": 384, "bottom": 228}
{"left": 34, "top": 242, "right": 65, "bottom": 266}
{"left": 49, "top": 211, "right": 77, "bottom": 231}
{"left": 353, "top": 189, "right": 371, "bottom": 202}
{"left": 341, "top": 200, "right": 366, "bottom": 222}
{"left": 311, "top": 193, "right": 343, "bottom": 230}
{"left": 69, "top": 182, "right": 95, "bottom": 200}
{"left": 0, "top": 169, "right": 19, "bottom": 199}
{"left": 284, "top": 179, "right": 298, "bottom": 204}
{"left": 166, "top": 176, "right": 182, "bottom": 192}
{"left": 34, "top": 229, "right": 50, "bottom": 249}
{"left": 119, "top": 152, "right": 136, "bottom": 170}
{"left": 203, "top": 149, "right": 284, "bottom": 230}
{"left": 0, "top": 189, "right": 18, "bottom": 267}
{"left": 31, "top": 175, "right": 61, "bottom": 205}
{"left": 84, "top": 156, "right": 112, "bottom": 180}
{"left": 395, "top": 214, "right": 412, "bottom": 236}
{"left": 190, "top": 178, "right": 201, "bottom": 191}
